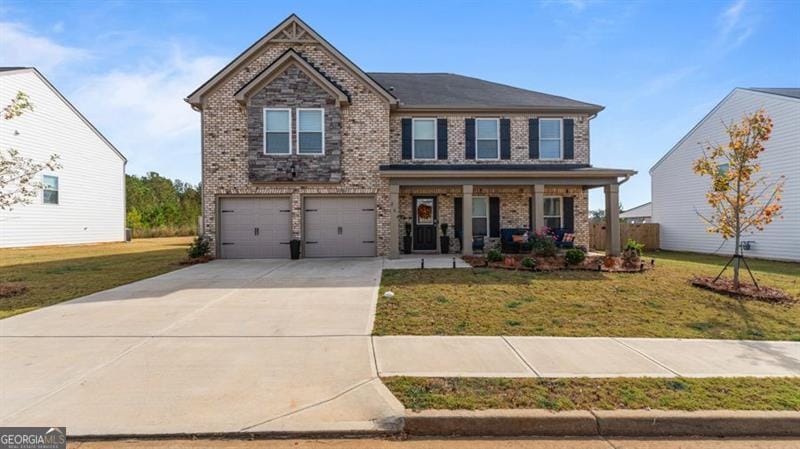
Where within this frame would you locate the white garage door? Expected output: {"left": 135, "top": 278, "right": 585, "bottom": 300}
{"left": 304, "top": 197, "right": 376, "bottom": 257}
{"left": 219, "top": 197, "right": 291, "bottom": 259}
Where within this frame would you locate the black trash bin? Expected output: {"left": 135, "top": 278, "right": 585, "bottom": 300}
{"left": 290, "top": 239, "right": 301, "bottom": 259}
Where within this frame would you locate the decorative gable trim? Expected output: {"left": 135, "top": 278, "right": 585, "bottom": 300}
{"left": 234, "top": 49, "right": 350, "bottom": 106}
{"left": 185, "top": 14, "right": 397, "bottom": 108}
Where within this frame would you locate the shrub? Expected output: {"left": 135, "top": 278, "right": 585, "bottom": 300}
{"left": 487, "top": 248, "right": 503, "bottom": 262}
{"left": 624, "top": 239, "right": 645, "bottom": 255}
{"left": 187, "top": 235, "right": 211, "bottom": 258}
{"left": 521, "top": 257, "right": 536, "bottom": 269}
{"left": 565, "top": 248, "right": 586, "bottom": 265}
{"left": 531, "top": 233, "right": 557, "bottom": 257}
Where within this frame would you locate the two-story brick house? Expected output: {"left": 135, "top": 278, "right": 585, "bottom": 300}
{"left": 187, "top": 14, "right": 635, "bottom": 259}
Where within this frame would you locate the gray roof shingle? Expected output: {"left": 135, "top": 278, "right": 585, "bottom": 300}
{"left": 368, "top": 72, "right": 603, "bottom": 112}
{"left": 745, "top": 88, "right": 800, "bottom": 99}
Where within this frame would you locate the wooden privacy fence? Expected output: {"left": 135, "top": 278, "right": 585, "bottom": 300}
{"left": 590, "top": 222, "right": 660, "bottom": 252}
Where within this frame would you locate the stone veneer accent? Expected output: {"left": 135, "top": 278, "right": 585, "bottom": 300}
{"left": 247, "top": 65, "right": 343, "bottom": 182}
{"left": 389, "top": 113, "right": 591, "bottom": 165}
{"left": 398, "top": 186, "right": 589, "bottom": 253}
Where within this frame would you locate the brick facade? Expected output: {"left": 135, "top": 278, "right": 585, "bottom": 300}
{"left": 389, "top": 113, "right": 590, "bottom": 165}
{"left": 197, "top": 19, "right": 598, "bottom": 258}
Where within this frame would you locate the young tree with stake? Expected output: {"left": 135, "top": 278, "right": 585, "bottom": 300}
{"left": 693, "top": 109, "right": 785, "bottom": 289}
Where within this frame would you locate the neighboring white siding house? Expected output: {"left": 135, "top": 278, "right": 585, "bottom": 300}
{"left": 0, "top": 68, "right": 126, "bottom": 248}
{"left": 650, "top": 88, "right": 799, "bottom": 262}
{"left": 620, "top": 202, "right": 652, "bottom": 224}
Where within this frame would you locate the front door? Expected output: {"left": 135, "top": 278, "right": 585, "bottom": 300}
{"left": 413, "top": 196, "right": 437, "bottom": 251}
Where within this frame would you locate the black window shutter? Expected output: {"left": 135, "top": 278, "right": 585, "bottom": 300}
{"left": 563, "top": 196, "right": 574, "bottom": 232}
{"left": 528, "top": 197, "right": 533, "bottom": 229}
{"left": 529, "top": 119, "right": 539, "bottom": 159}
{"left": 437, "top": 118, "right": 448, "bottom": 160}
{"left": 465, "top": 118, "right": 476, "bottom": 159}
{"left": 500, "top": 118, "right": 511, "bottom": 159}
{"left": 563, "top": 118, "right": 574, "bottom": 160}
{"left": 454, "top": 197, "right": 463, "bottom": 242}
{"left": 401, "top": 118, "right": 412, "bottom": 159}
{"left": 489, "top": 197, "right": 500, "bottom": 238}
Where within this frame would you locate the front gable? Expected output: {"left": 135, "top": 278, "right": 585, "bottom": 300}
{"left": 185, "top": 14, "right": 396, "bottom": 108}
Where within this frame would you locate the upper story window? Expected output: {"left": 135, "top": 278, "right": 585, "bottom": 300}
{"left": 412, "top": 118, "right": 436, "bottom": 160}
{"left": 539, "top": 118, "right": 563, "bottom": 160}
{"left": 43, "top": 175, "right": 59, "bottom": 205}
{"left": 264, "top": 108, "right": 291, "bottom": 155}
{"left": 297, "top": 108, "right": 324, "bottom": 155}
{"left": 544, "top": 197, "right": 562, "bottom": 229}
{"left": 476, "top": 118, "right": 499, "bottom": 160}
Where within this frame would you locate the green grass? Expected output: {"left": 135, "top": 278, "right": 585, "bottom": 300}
{"left": 383, "top": 377, "right": 800, "bottom": 411}
{"left": 374, "top": 251, "right": 800, "bottom": 340}
{"left": 0, "top": 237, "right": 193, "bottom": 319}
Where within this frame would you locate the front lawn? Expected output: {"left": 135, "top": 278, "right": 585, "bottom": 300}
{"left": 384, "top": 377, "right": 800, "bottom": 411}
{"left": 374, "top": 251, "right": 800, "bottom": 340}
{"left": 0, "top": 237, "right": 193, "bottom": 319}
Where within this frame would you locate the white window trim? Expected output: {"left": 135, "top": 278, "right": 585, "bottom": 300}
{"left": 475, "top": 118, "right": 500, "bottom": 161}
{"left": 296, "top": 108, "right": 325, "bottom": 156}
{"left": 263, "top": 107, "right": 292, "bottom": 155}
{"left": 538, "top": 117, "right": 563, "bottom": 160}
{"left": 411, "top": 117, "right": 438, "bottom": 161}
{"left": 42, "top": 173, "right": 59, "bottom": 206}
{"left": 471, "top": 196, "right": 490, "bottom": 237}
{"left": 543, "top": 196, "right": 563, "bottom": 229}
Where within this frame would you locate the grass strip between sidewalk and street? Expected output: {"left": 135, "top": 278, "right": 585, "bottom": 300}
{"left": 383, "top": 377, "right": 800, "bottom": 412}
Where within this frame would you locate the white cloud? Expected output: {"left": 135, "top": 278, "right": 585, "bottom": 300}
{"left": 0, "top": 21, "right": 88, "bottom": 73}
{"left": 716, "top": 0, "right": 755, "bottom": 50}
{"left": 72, "top": 50, "right": 226, "bottom": 182}
{"left": 640, "top": 66, "right": 699, "bottom": 97}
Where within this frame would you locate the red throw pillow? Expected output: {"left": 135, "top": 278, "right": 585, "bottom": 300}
{"left": 563, "top": 233, "right": 575, "bottom": 242}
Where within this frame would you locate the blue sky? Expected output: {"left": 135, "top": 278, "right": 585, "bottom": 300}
{"left": 1, "top": 0, "right": 798, "bottom": 210}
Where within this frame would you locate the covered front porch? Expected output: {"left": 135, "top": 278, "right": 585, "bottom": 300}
{"left": 382, "top": 164, "right": 635, "bottom": 258}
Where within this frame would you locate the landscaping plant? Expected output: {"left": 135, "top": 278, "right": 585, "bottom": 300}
{"left": 693, "top": 109, "right": 785, "bottom": 290}
{"left": 487, "top": 248, "right": 503, "bottom": 263}
{"left": 565, "top": 248, "right": 586, "bottom": 265}
{"left": 530, "top": 230, "right": 557, "bottom": 257}
{"left": 521, "top": 257, "right": 536, "bottom": 269}
{"left": 187, "top": 234, "right": 211, "bottom": 259}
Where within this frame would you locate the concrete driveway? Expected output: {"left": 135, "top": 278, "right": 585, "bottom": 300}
{"left": 0, "top": 259, "right": 403, "bottom": 436}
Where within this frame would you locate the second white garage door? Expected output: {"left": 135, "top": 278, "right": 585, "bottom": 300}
{"left": 304, "top": 197, "right": 376, "bottom": 257}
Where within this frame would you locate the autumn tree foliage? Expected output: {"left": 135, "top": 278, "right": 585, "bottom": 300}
{"left": 693, "top": 109, "right": 785, "bottom": 288}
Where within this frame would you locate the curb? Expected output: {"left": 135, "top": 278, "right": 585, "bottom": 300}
{"left": 404, "top": 409, "right": 800, "bottom": 437}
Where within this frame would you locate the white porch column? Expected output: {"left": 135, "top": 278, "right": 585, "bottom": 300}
{"left": 605, "top": 183, "right": 621, "bottom": 256}
{"left": 389, "top": 184, "right": 400, "bottom": 258}
{"left": 532, "top": 184, "right": 545, "bottom": 231}
{"left": 462, "top": 185, "right": 473, "bottom": 255}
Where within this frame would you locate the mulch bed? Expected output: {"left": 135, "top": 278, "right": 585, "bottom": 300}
{"left": 0, "top": 282, "right": 27, "bottom": 298}
{"left": 179, "top": 255, "right": 215, "bottom": 265}
{"left": 463, "top": 254, "right": 652, "bottom": 273}
{"left": 691, "top": 276, "right": 796, "bottom": 304}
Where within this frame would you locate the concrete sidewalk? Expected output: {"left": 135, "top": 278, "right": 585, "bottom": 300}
{"left": 373, "top": 336, "right": 800, "bottom": 377}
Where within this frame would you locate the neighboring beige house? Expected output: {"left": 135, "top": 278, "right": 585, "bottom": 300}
{"left": 620, "top": 202, "right": 652, "bottom": 224}
{"left": 186, "top": 14, "right": 635, "bottom": 259}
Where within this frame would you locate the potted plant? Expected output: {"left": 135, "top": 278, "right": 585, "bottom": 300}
{"left": 403, "top": 222, "right": 412, "bottom": 254}
{"left": 439, "top": 223, "right": 450, "bottom": 254}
